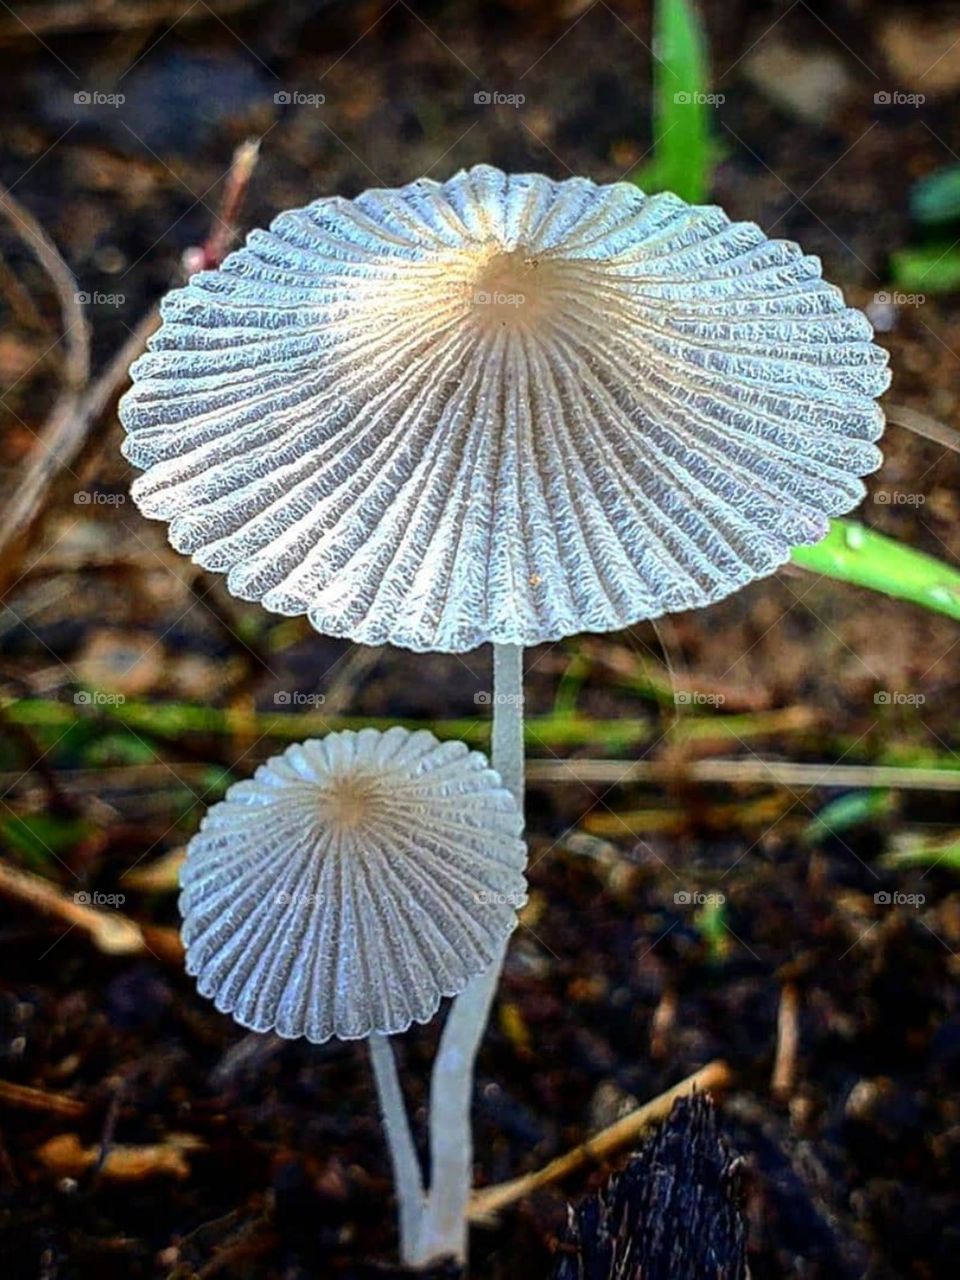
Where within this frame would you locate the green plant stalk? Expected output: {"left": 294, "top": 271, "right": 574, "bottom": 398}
{"left": 890, "top": 245, "right": 960, "bottom": 294}
{"left": 2, "top": 698, "right": 830, "bottom": 752}
{"left": 792, "top": 518, "right": 960, "bottom": 622}
{"left": 634, "top": 0, "right": 712, "bottom": 202}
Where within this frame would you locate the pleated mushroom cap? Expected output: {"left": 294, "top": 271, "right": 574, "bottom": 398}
{"left": 122, "top": 165, "right": 891, "bottom": 652}
{"left": 180, "top": 727, "right": 527, "bottom": 1042}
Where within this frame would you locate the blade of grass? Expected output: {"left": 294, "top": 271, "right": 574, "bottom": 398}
{"left": 910, "top": 164, "right": 960, "bottom": 227}
{"left": 633, "top": 0, "right": 714, "bottom": 203}
{"left": 792, "top": 519, "right": 960, "bottom": 622}
{"left": 3, "top": 697, "right": 818, "bottom": 757}
{"left": 889, "top": 244, "right": 960, "bottom": 293}
{"left": 801, "top": 789, "right": 895, "bottom": 847}
{"left": 881, "top": 834, "right": 960, "bottom": 873}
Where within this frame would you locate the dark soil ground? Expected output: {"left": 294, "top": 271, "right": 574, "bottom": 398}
{"left": 2, "top": 1, "right": 960, "bottom": 1276}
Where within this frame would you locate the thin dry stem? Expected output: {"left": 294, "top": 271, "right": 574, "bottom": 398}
{"left": 0, "top": 858, "right": 181, "bottom": 960}
{"left": 468, "top": 1059, "right": 733, "bottom": 1224}
{"left": 771, "top": 982, "right": 801, "bottom": 1102}
{"left": 0, "top": 138, "right": 261, "bottom": 589}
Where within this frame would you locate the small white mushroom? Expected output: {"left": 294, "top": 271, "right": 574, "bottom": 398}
{"left": 180, "top": 727, "right": 526, "bottom": 1043}
{"left": 120, "top": 164, "right": 890, "bottom": 653}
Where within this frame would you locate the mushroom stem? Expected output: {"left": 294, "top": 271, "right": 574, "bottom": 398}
{"left": 368, "top": 1033, "right": 426, "bottom": 1257}
{"left": 414, "top": 644, "right": 526, "bottom": 1267}
{"left": 491, "top": 642, "right": 526, "bottom": 807}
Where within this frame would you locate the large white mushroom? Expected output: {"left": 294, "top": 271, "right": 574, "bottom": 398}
{"left": 121, "top": 164, "right": 890, "bottom": 653}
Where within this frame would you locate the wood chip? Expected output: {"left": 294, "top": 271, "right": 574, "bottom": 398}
{"left": 35, "top": 1132, "right": 203, "bottom": 1181}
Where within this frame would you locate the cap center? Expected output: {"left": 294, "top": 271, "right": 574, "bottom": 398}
{"left": 467, "top": 247, "right": 564, "bottom": 330}
{"left": 320, "top": 771, "right": 385, "bottom": 834}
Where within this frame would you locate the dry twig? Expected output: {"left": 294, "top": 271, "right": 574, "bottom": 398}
{"left": 526, "top": 758, "right": 960, "bottom": 792}
{"left": 468, "top": 1059, "right": 733, "bottom": 1224}
{"left": 886, "top": 402, "right": 960, "bottom": 456}
{"left": 35, "top": 1131, "right": 203, "bottom": 1181}
{"left": 771, "top": 983, "right": 801, "bottom": 1102}
{"left": 0, "top": 138, "right": 261, "bottom": 593}
{"left": 0, "top": 186, "right": 90, "bottom": 574}
{"left": 0, "top": 0, "right": 263, "bottom": 42}
{"left": 0, "top": 858, "right": 181, "bottom": 960}
{"left": 0, "top": 1079, "right": 87, "bottom": 1118}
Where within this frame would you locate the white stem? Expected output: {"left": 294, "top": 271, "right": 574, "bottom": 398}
{"left": 369, "top": 1033, "right": 426, "bottom": 1261}
{"left": 491, "top": 643, "right": 525, "bottom": 806}
{"left": 413, "top": 643, "right": 526, "bottom": 1267}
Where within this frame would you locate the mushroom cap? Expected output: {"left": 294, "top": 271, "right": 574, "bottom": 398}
{"left": 122, "top": 165, "right": 890, "bottom": 652}
{"left": 179, "top": 727, "right": 527, "bottom": 1042}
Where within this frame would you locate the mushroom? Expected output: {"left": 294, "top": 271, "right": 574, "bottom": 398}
{"left": 121, "top": 164, "right": 889, "bottom": 655}
{"left": 180, "top": 726, "right": 526, "bottom": 1260}
{"left": 119, "top": 165, "right": 890, "bottom": 1265}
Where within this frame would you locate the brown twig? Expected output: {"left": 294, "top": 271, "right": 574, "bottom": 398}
{"left": 0, "top": 186, "right": 90, "bottom": 389}
{"left": 0, "top": 858, "right": 181, "bottom": 960}
{"left": 184, "top": 138, "right": 260, "bottom": 273}
{"left": 0, "top": 1079, "right": 87, "bottom": 1119}
{"left": 0, "top": 249, "right": 49, "bottom": 332}
{"left": 468, "top": 1059, "right": 733, "bottom": 1224}
{"left": 0, "top": 187, "right": 91, "bottom": 578}
{"left": 525, "top": 758, "right": 960, "bottom": 792}
{"left": 0, "top": 701, "right": 68, "bottom": 810}
{"left": 885, "top": 402, "right": 960, "bottom": 456}
{"left": 120, "top": 846, "right": 185, "bottom": 892}
{"left": 321, "top": 644, "right": 384, "bottom": 715}
{"left": 35, "top": 1131, "right": 203, "bottom": 1181}
{"left": 771, "top": 983, "right": 801, "bottom": 1102}
{"left": 0, "top": 138, "right": 262, "bottom": 596}
{"left": 0, "top": 0, "right": 264, "bottom": 41}
{"left": 0, "top": 764, "right": 210, "bottom": 793}
{"left": 649, "top": 985, "right": 678, "bottom": 1061}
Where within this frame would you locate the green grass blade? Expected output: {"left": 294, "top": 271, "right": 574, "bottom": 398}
{"left": 911, "top": 164, "right": 960, "bottom": 227}
{"left": 792, "top": 519, "right": 960, "bottom": 621}
{"left": 881, "top": 835, "right": 960, "bottom": 873}
{"left": 890, "top": 244, "right": 960, "bottom": 294}
{"left": 633, "top": 0, "right": 713, "bottom": 203}
{"left": 802, "top": 790, "right": 895, "bottom": 846}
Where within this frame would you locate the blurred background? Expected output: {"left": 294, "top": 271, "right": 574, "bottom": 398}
{"left": 2, "top": 1, "right": 960, "bottom": 1276}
